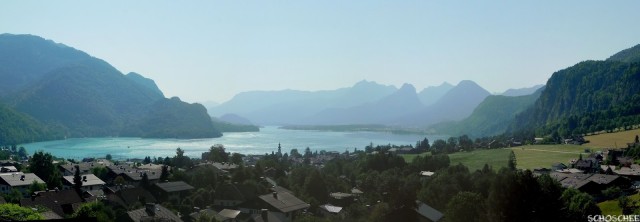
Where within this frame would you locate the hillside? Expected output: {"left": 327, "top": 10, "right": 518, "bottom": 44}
{"left": 0, "top": 34, "right": 221, "bottom": 143}
{"left": 509, "top": 44, "right": 640, "bottom": 138}
{"left": 0, "top": 103, "right": 64, "bottom": 145}
{"left": 434, "top": 88, "right": 542, "bottom": 137}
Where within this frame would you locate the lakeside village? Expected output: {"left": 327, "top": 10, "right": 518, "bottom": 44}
{"left": 2, "top": 135, "right": 640, "bottom": 221}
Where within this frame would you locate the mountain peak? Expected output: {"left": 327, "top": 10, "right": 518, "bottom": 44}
{"left": 399, "top": 83, "right": 416, "bottom": 92}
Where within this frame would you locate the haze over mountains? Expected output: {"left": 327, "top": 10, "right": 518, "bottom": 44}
{"left": 0, "top": 34, "right": 223, "bottom": 144}
{"left": 2, "top": 33, "right": 640, "bottom": 145}
{"left": 209, "top": 79, "right": 518, "bottom": 128}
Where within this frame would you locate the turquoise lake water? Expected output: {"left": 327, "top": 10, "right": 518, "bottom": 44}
{"left": 19, "top": 126, "right": 445, "bottom": 160}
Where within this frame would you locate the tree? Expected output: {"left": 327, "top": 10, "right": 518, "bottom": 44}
{"left": 446, "top": 192, "right": 487, "bottom": 222}
{"left": 231, "top": 153, "right": 243, "bottom": 165}
{"left": 105, "top": 154, "right": 112, "bottom": 161}
{"left": 141, "top": 172, "right": 150, "bottom": 188}
{"left": 73, "top": 165, "right": 83, "bottom": 193}
{"left": 561, "top": 188, "right": 601, "bottom": 221}
{"left": 508, "top": 150, "right": 517, "bottom": 170}
{"left": 28, "top": 180, "right": 46, "bottom": 194}
{"left": 208, "top": 145, "right": 229, "bottom": 163}
{"left": 636, "top": 135, "right": 639, "bottom": 144}
{"left": 17, "top": 147, "right": 28, "bottom": 159}
{"left": 160, "top": 165, "right": 170, "bottom": 182}
{"left": 28, "top": 151, "right": 55, "bottom": 184}
{"left": 304, "top": 170, "right": 328, "bottom": 203}
{"left": 72, "top": 202, "right": 115, "bottom": 222}
{"left": 0, "top": 203, "right": 44, "bottom": 221}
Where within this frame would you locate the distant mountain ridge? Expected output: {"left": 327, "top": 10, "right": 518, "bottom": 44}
{"left": 501, "top": 84, "right": 545, "bottom": 97}
{"left": 211, "top": 79, "right": 495, "bottom": 128}
{"left": 0, "top": 33, "right": 221, "bottom": 144}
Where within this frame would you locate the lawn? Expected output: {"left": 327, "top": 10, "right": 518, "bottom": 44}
{"left": 510, "top": 144, "right": 603, "bottom": 170}
{"left": 448, "top": 149, "right": 511, "bottom": 171}
{"left": 597, "top": 193, "right": 640, "bottom": 215}
{"left": 585, "top": 128, "right": 640, "bottom": 149}
{"left": 403, "top": 144, "right": 607, "bottom": 172}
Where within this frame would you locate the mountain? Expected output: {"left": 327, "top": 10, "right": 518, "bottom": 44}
{"left": 219, "top": 113, "right": 254, "bottom": 125}
{"left": 509, "top": 44, "right": 640, "bottom": 137}
{"left": 0, "top": 34, "right": 220, "bottom": 142}
{"left": 434, "top": 87, "right": 543, "bottom": 137}
{"left": 125, "top": 72, "right": 164, "bottom": 97}
{"left": 397, "top": 80, "right": 491, "bottom": 127}
{"left": 501, "top": 84, "right": 545, "bottom": 97}
{"left": 0, "top": 103, "right": 64, "bottom": 145}
{"left": 307, "top": 83, "right": 422, "bottom": 125}
{"left": 417, "top": 82, "right": 454, "bottom": 106}
{"left": 211, "top": 115, "right": 260, "bottom": 132}
{"left": 209, "top": 80, "right": 397, "bottom": 125}
{"left": 126, "top": 97, "right": 222, "bottom": 138}
{"left": 607, "top": 44, "right": 640, "bottom": 63}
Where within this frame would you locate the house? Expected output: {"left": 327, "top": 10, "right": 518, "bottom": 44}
{"left": 259, "top": 191, "right": 310, "bottom": 221}
{"left": 0, "top": 173, "right": 46, "bottom": 196}
{"left": 62, "top": 174, "right": 106, "bottom": 192}
{"left": 20, "top": 189, "right": 84, "bottom": 217}
{"left": 58, "top": 162, "right": 96, "bottom": 176}
{"left": 215, "top": 209, "right": 242, "bottom": 222}
{"left": 574, "top": 159, "right": 597, "bottom": 173}
{"left": 251, "top": 209, "right": 288, "bottom": 222}
{"left": 415, "top": 201, "right": 444, "bottom": 222}
{"left": 319, "top": 204, "right": 344, "bottom": 218}
{"left": 153, "top": 181, "right": 194, "bottom": 201}
{"left": 106, "top": 164, "right": 162, "bottom": 186}
{"left": 420, "top": 171, "right": 435, "bottom": 177}
{"left": 127, "top": 203, "right": 183, "bottom": 222}
{"left": 214, "top": 183, "right": 245, "bottom": 207}
{"left": 106, "top": 186, "right": 157, "bottom": 208}
{"left": 0, "top": 166, "right": 18, "bottom": 173}
{"left": 551, "top": 163, "right": 567, "bottom": 171}
{"left": 351, "top": 187, "right": 363, "bottom": 196}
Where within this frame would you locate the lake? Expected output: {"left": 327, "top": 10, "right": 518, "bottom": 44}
{"left": 19, "top": 126, "right": 446, "bottom": 160}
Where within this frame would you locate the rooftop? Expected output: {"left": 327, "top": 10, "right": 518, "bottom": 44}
{"left": 259, "top": 192, "right": 310, "bottom": 213}
{"left": 127, "top": 203, "right": 182, "bottom": 222}
{"left": 62, "top": 174, "right": 106, "bottom": 187}
{"left": 0, "top": 173, "right": 45, "bottom": 187}
{"left": 155, "top": 181, "right": 194, "bottom": 193}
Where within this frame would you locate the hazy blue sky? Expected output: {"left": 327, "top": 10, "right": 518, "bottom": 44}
{"left": 2, "top": 1, "right": 639, "bottom": 103}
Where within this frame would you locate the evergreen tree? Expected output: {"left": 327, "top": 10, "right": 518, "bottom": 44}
{"left": 73, "top": 165, "right": 83, "bottom": 193}
{"left": 160, "top": 165, "right": 169, "bottom": 182}
{"left": 508, "top": 151, "right": 517, "bottom": 170}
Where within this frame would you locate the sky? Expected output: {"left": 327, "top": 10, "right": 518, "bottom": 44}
{"left": 1, "top": 1, "right": 640, "bottom": 104}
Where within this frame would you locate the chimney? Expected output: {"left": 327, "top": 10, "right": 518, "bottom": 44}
{"left": 261, "top": 209, "right": 268, "bottom": 221}
{"left": 272, "top": 192, "right": 277, "bottom": 199}
{"left": 145, "top": 203, "right": 156, "bottom": 216}
{"left": 20, "top": 175, "right": 25, "bottom": 181}
{"left": 83, "top": 176, "right": 87, "bottom": 182}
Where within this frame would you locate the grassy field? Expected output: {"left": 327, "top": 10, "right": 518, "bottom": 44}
{"left": 585, "top": 128, "right": 640, "bottom": 149}
{"left": 510, "top": 145, "right": 603, "bottom": 170}
{"left": 402, "top": 144, "right": 609, "bottom": 171}
{"left": 597, "top": 193, "right": 640, "bottom": 215}
{"left": 448, "top": 149, "right": 511, "bottom": 171}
